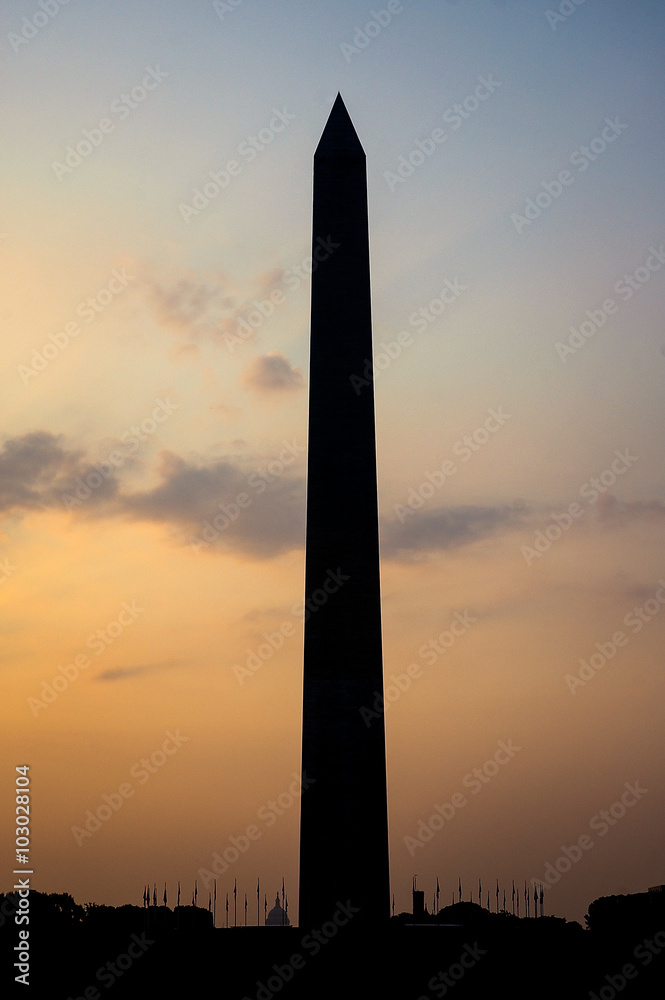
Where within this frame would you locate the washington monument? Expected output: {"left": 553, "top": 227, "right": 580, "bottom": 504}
{"left": 298, "top": 95, "right": 390, "bottom": 929}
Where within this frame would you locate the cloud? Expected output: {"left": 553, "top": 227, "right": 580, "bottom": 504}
{"left": 0, "top": 430, "right": 305, "bottom": 559}
{"left": 143, "top": 265, "right": 285, "bottom": 345}
{"left": 5, "top": 427, "right": 662, "bottom": 564}
{"left": 115, "top": 449, "right": 306, "bottom": 557}
{"left": 382, "top": 504, "right": 529, "bottom": 561}
{"left": 592, "top": 493, "right": 665, "bottom": 525}
{"left": 241, "top": 352, "right": 305, "bottom": 394}
{"left": 96, "top": 660, "right": 184, "bottom": 682}
{"left": 0, "top": 432, "right": 117, "bottom": 514}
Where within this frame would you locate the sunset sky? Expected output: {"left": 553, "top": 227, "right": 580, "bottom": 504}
{"left": 2, "top": 0, "right": 664, "bottom": 927}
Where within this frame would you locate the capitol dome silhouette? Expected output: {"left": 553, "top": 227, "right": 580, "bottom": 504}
{"left": 265, "top": 893, "right": 290, "bottom": 926}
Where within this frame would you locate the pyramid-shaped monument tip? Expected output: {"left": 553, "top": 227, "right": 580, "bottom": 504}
{"left": 315, "top": 94, "right": 364, "bottom": 158}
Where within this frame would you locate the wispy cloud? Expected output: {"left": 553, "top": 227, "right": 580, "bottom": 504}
{"left": 142, "top": 265, "right": 284, "bottom": 345}
{"left": 382, "top": 504, "right": 529, "bottom": 561}
{"left": 96, "top": 660, "right": 185, "bottom": 682}
{"left": 241, "top": 352, "right": 305, "bottom": 394}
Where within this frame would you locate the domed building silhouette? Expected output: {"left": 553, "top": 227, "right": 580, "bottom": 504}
{"left": 265, "top": 893, "right": 290, "bottom": 927}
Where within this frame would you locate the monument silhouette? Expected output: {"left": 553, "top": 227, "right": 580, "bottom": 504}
{"left": 298, "top": 94, "right": 390, "bottom": 929}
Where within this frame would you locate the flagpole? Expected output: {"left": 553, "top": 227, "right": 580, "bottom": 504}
{"left": 234, "top": 878, "right": 237, "bottom": 928}
{"left": 257, "top": 878, "right": 260, "bottom": 927}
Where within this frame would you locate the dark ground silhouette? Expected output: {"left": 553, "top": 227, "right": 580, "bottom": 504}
{"left": 2, "top": 889, "right": 664, "bottom": 998}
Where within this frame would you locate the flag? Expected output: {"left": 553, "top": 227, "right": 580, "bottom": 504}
{"left": 177, "top": 881, "right": 181, "bottom": 907}
{"left": 163, "top": 882, "right": 167, "bottom": 907}
{"left": 458, "top": 877, "right": 461, "bottom": 901}
{"left": 194, "top": 880, "right": 198, "bottom": 906}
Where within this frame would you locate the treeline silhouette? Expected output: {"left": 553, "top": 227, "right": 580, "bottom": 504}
{"left": 1, "top": 888, "right": 663, "bottom": 998}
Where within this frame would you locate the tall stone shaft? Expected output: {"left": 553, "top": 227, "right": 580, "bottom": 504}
{"left": 298, "top": 95, "right": 390, "bottom": 929}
